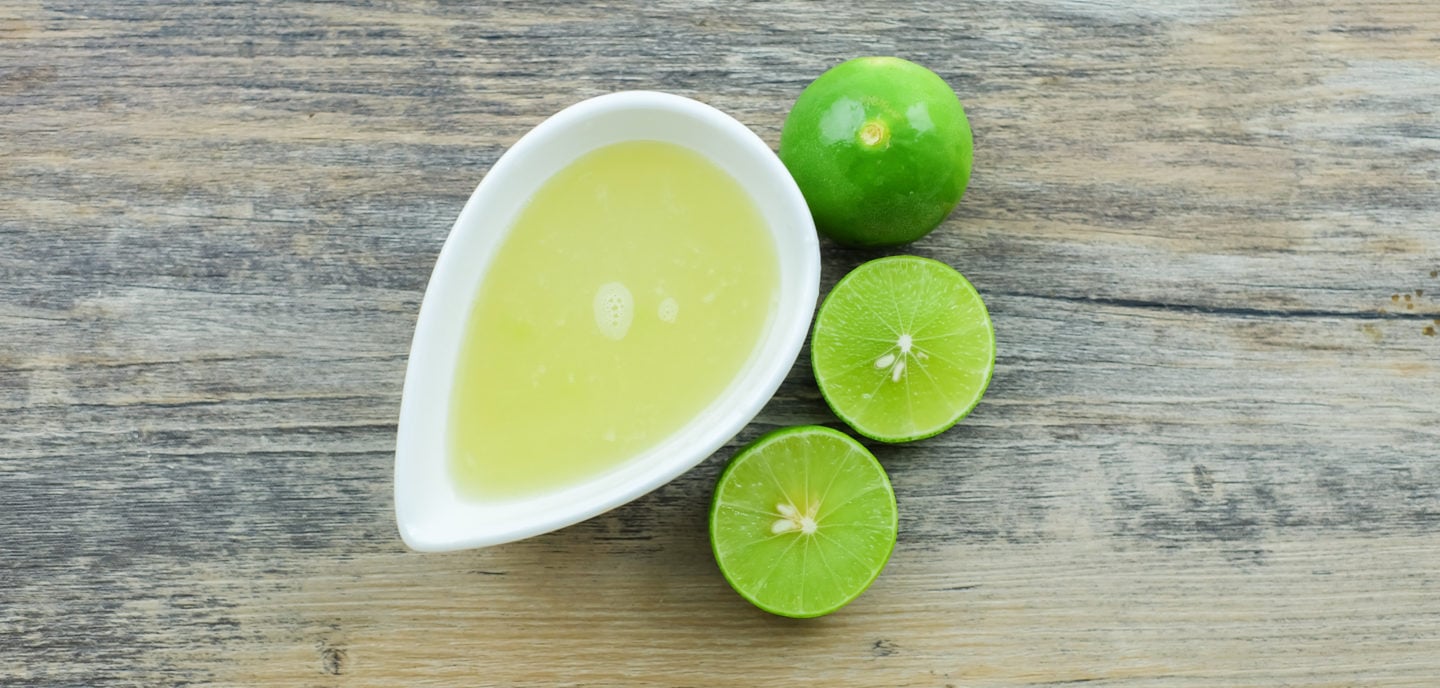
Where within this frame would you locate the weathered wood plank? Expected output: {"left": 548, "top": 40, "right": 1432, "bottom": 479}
{"left": 2, "top": 0, "right": 1438, "bottom": 685}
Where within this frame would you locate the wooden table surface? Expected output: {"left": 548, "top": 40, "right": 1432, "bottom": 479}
{"left": 4, "top": 1, "right": 1439, "bottom": 685}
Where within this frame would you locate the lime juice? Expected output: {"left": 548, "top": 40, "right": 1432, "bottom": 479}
{"left": 448, "top": 141, "right": 780, "bottom": 500}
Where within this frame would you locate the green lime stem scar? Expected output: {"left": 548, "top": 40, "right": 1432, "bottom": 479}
{"left": 858, "top": 119, "right": 890, "bottom": 148}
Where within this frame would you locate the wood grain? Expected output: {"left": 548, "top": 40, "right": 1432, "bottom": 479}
{"left": 3, "top": 0, "right": 1439, "bottom": 685}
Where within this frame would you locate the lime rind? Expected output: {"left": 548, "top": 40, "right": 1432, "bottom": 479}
{"left": 709, "top": 426, "right": 898, "bottom": 618}
{"left": 812, "top": 255, "right": 995, "bottom": 443}
{"left": 778, "top": 56, "right": 973, "bottom": 247}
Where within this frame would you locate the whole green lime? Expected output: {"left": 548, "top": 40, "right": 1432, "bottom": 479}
{"left": 779, "top": 56, "right": 974, "bottom": 247}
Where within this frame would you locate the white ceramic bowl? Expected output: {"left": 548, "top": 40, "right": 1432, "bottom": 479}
{"left": 395, "top": 91, "right": 820, "bottom": 552}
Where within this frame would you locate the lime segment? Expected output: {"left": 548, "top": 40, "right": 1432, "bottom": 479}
{"left": 709, "top": 426, "right": 898, "bottom": 618}
{"left": 812, "top": 255, "right": 995, "bottom": 443}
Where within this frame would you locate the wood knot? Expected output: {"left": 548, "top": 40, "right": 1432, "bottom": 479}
{"left": 319, "top": 645, "right": 348, "bottom": 675}
{"left": 1192, "top": 464, "right": 1215, "bottom": 492}
{"left": 871, "top": 639, "right": 898, "bottom": 657}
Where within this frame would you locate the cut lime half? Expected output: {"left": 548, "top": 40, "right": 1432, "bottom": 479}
{"left": 812, "top": 255, "right": 995, "bottom": 443}
{"left": 709, "top": 426, "right": 898, "bottom": 618}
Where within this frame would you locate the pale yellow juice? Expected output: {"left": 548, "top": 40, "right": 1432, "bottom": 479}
{"left": 449, "top": 141, "right": 779, "bottom": 499}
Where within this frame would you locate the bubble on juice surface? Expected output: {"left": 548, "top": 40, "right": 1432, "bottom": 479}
{"left": 658, "top": 297, "right": 679, "bottom": 323}
{"left": 593, "top": 281, "right": 634, "bottom": 340}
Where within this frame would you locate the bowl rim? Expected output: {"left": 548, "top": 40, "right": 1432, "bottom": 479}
{"left": 393, "top": 91, "right": 820, "bottom": 551}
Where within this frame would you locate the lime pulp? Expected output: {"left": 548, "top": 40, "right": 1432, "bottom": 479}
{"left": 811, "top": 255, "right": 995, "bottom": 443}
{"left": 709, "top": 426, "right": 898, "bottom": 618}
